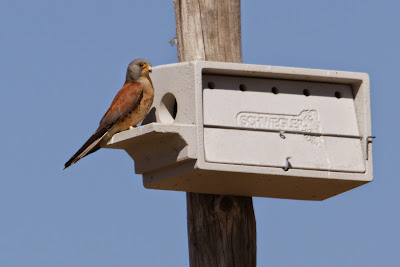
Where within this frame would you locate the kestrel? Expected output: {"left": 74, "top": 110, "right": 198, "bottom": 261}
{"left": 63, "top": 58, "right": 154, "bottom": 169}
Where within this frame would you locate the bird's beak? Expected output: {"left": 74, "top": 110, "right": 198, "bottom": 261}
{"left": 148, "top": 66, "right": 152, "bottom": 73}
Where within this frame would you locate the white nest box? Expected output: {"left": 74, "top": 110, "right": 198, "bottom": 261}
{"left": 106, "top": 61, "right": 373, "bottom": 200}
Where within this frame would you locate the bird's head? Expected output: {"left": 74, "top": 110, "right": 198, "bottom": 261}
{"left": 126, "top": 58, "right": 152, "bottom": 82}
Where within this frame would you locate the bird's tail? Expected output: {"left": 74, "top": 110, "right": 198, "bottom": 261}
{"left": 63, "top": 128, "right": 108, "bottom": 170}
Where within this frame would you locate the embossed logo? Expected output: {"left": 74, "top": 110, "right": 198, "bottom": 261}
{"left": 236, "top": 110, "right": 323, "bottom": 145}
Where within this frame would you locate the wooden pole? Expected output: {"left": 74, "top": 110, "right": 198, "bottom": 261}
{"left": 173, "top": 1, "right": 257, "bottom": 266}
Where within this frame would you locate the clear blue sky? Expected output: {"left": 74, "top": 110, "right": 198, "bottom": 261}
{"left": 0, "top": 0, "right": 397, "bottom": 266}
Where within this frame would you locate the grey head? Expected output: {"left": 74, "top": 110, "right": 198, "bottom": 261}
{"left": 126, "top": 58, "right": 152, "bottom": 82}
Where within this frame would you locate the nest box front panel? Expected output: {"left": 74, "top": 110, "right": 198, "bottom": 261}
{"left": 202, "top": 74, "right": 365, "bottom": 173}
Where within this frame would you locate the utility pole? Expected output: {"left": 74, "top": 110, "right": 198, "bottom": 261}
{"left": 173, "top": 1, "right": 257, "bottom": 266}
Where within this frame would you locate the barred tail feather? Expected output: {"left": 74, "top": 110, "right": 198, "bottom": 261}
{"left": 63, "top": 129, "right": 108, "bottom": 170}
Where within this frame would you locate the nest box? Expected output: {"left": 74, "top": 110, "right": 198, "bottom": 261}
{"left": 105, "top": 61, "right": 373, "bottom": 200}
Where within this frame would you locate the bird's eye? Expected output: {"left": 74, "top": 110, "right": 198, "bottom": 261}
{"left": 139, "top": 63, "right": 145, "bottom": 68}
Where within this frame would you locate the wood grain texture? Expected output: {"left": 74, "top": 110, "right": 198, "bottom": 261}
{"left": 187, "top": 194, "right": 256, "bottom": 267}
{"left": 174, "top": 1, "right": 257, "bottom": 266}
{"left": 174, "top": 0, "right": 242, "bottom": 62}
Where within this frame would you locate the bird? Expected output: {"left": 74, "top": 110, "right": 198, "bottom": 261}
{"left": 63, "top": 58, "right": 154, "bottom": 170}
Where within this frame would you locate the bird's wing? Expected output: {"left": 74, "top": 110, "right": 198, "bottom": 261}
{"left": 63, "top": 82, "right": 143, "bottom": 169}
{"left": 98, "top": 82, "right": 143, "bottom": 129}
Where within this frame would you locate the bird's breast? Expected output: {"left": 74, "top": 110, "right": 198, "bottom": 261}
{"left": 113, "top": 93, "right": 154, "bottom": 132}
